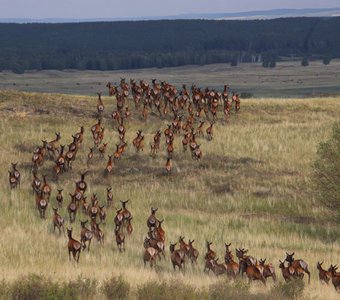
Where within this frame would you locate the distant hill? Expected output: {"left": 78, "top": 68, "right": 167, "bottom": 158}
{"left": 1, "top": 17, "right": 340, "bottom": 72}
{"left": 1, "top": 7, "right": 340, "bottom": 23}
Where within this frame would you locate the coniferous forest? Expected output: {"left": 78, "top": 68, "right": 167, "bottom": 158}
{"left": 1, "top": 17, "right": 340, "bottom": 72}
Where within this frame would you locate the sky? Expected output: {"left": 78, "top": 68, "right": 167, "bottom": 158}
{"left": 1, "top": 0, "right": 340, "bottom": 19}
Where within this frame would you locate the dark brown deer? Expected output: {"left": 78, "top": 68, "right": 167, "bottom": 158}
{"left": 224, "top": 251, "right": 239, "bottom": 278}
{"left": 329, "top": 264, "right": 340, "bottom": 292}
{"left": 317, "top": 261, "right": 331, "bottom": 284}
{"left": 144, "top": 237, "right": 165, "bottom": 259}
{"left": 170, "top": 242, "right": 185, "bottom": 271}
{"left": 67, "top": 227, "right": 81, "bottom": 263}
{"left": 80, "top": 220, "right": 93, "bottom": 251}
{"left": 99, "top": 205, "right": 106, "bottom": 223}
{"left": 56, "top": 189, "right": 63, "bottom": 207}
{"left": 285, "top": 252, "right": 310, "bottom": 283}
{"left": 133, "top": 130, "right": 144, "bottom": 152}
{"left": 52, "top": 207, "right": 65, "bottom": 235}
{"left": 211, "top": 258, "right": 228, "bottom": 276}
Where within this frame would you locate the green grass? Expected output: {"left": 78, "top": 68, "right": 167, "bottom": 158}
{"left": 0, "top": 90, "right": 340, "bottom": 299}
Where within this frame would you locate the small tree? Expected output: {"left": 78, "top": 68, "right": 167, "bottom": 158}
{"left": 323, "top": 57, "right": 331, "bottom": 65}
{"left": 313, "top": 123, "right": 340, "bottom": 222}
{"left": 301, "top": 57, "right": 309, "bottom": 67}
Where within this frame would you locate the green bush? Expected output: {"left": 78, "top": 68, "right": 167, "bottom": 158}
{"left": 101, "top": 276, "right": 130, "bottom": 300}
{"left": 313, "top": 123, "right": 340, "bottom": 222}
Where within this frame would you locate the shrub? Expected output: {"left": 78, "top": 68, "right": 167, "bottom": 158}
{"left": 137, "top": 280, "right": 204, "bottom": 300}
{"left": 313, "top": 123, "right": 340, "bottom": 222}
{"left": 271, "top": 280, "right": 305, "bottom": 299}
{"left": 322, "top": 56, "right": 331, "bottom": 65}
{"left": 64, "top": 276, "right": 98, "bottom": 299}
{"left": 101, "top": 276, "right": 130, "bottom": 300}
{"left": 301, "top": 57, "right": 309, "bottom": 66}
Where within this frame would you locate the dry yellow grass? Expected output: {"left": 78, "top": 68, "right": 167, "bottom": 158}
{"left": 0, "top": 90, "right": 340, "bottom": 299}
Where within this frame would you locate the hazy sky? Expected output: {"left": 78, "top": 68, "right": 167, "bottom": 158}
{"left": 1, "top": 0, "right": 340, "bottom": 19}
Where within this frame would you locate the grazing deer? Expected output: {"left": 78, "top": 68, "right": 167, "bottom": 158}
{"left": 52, "top": 207, "right": 65, "bottom": 235}
{"left": 67, "top": 228, "right": 81, "bottom": 263}
{"left": 56, "top": 189, "right": 63, "bottom": 207}
{"left": 285, "top": 252, "right": 310, "bottom": 284}
{"left": 170, "top": 242, "right": 186, "bottom": 271}
{"left": 317, "top": 261, "right": 331, "bottom": 284}
{"left": 106, "top": 187, "right": 113, "bottom": 207}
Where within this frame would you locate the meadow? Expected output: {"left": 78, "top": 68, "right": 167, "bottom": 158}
{"left": 0, "top": 88, "right": 340, "bottom": 299}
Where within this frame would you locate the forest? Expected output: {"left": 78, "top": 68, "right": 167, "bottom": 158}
{"left": 0, "top": 17, "right": 339, "bottom": 72}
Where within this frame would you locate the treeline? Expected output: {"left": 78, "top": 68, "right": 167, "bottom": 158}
{"left": 0, "top": 18, "right": 340, "bottom": 72}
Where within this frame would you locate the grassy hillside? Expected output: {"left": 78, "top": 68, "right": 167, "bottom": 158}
{"left": 0, "top": 90, "right": 340, "bottom": 299}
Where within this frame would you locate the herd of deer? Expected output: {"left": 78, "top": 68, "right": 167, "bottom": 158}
{"left": 7, "top": 78, "right": 340, "bottom": 292}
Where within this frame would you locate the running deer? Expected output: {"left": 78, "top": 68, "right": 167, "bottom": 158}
{"left": 115, "top": 226, "right": 125, "bottom": 252}
{"left": 52, "top": 207, "right": 65, "bottom": 235}
{"left": 106, "top": 187, "right": 113, "bottom": 207}
{"left": 204, "top": 241, "right": 217, "bottom": 261}
{"left": 143, "top": 245, "right": 158, "bottom": 268}
{"left": 106, "top": 155, "right": 113, "bottom": 175}
{"left": 170, "top": 242, "right": 186, "bottom": 271}
{"left": 31, "top": 170, "right": 41, "bottom": 194}
{"left": 329, "top": 264, "right": 340, "bottom": 292}
{"left": 187, "top": 240, "right": 199, "bottom": 264}
{"left": 127, "top": 216, "right": 133, "bottom": 235}
{"left": 285, "top": 252, "right": 311, "bottom": 284}
{"left": 97, "top": 92, "right": 105, "bottom": 115}
{"left": 165, "top": 157, "right": 172, "bottom": 175}
{"left": 245, "top": 259, "right": 266, "bottom": 285}
{"left": 279, "top": 260, "right": 294, "bottom": 282}
{"left": 87, "top": 147, "right": 95, "bottom": 166}
{"left": 98, "top": 143, "right": 108, "bottom": 158}
{"left": 147, "top": 207, "right": 159, "bottom": 230}
{"left": 76, "top": 171, "right": 88, "bottom": 193}
{"left": 9, "top": 163, "right": 20, "bottom": 188}
{"left": 206, "top": 121, "right": 214, "bottom": 141}
{"left": 67, "top": 227, "right": 81, "bottom": 263}
{"left": 36, "top": 190, "right": 48, "bottom": 218}
{"left": 47, "top": 132, "right": 61, "bottom": 158}
{"left": 68, "top": 193, "right": 78, "bottom": 223}
{"left": 80, "top": 220, "right": 93, "bottom": 251}
{"left": 317, "top": 261, "right": 331, "bottom": 284}
{"left": 56, "top": 189, "right": 63, "bottom": 207}
{"left": 41, "top": 175, "right": 51, "bottom": 200}
{"left": 259, "top": 258, "right": 276, "bottom": 282}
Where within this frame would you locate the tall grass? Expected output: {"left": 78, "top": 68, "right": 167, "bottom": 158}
{"left": 0, "top": 90, "right": 340, "bottom": 299}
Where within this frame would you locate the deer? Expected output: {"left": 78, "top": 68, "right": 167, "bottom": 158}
{"left": 236, "top": 248, "right": 257, "bottom": 276}
{"left": 68, "top": 193, "right": 78, "bottom": 223}
{"left": 179, "top": 236, "right": 190, "bottom": 256}
{"left": 144, "top": 236, "right": 165, "bottom": 259}
{"left": 47, "top": 132, "right": 61, "bottom": 158}
{"left": 97, "top": 92, "right": 105, "bottom": 115}
{"left": 52, "top": 207, "right": 65, "bottom": 235}
{"left": 106, "top": 187, "right": 113, "bottom": 207}
{"left": 133, "top": 130, "right": 144, "bottom": 152}
{"left": 279, "top": 260, "right": 295, "bottom": 282}
{"left": 329, "top": 264, "right": 340, "bottom": 292}
{"left": 67, "top": 228, "right": 81, "bottom": 263}
{"left": 98, "top": 143, "right": 108, "bottom": 158}
{"left": 74, "top": 126, "right": 85, "bottom": 145}
{"left": 87, "top": 147, "right": 95, "bottom": 166}
{"left": 120, "top": 200, "right": 132, "bottom": 225}
{"left": 204, "top": 241, "right": 216, "bottom": 261}
{"left": 115, "top": 226, "right": 125, "bottom": 252}
{"left": 99, "top": 205, "right": 106, "bottom": 223}
{"left": 80, "top": 220, "right": 93, "bottom": 251}
{"left": 211, "top": 258, "right": 228, "bottom": 276}
{"left": 196, "top": 121, "right": 205, "bottom": 137}
{"left": 10, "top": 163, "right": 21, "bottom": 188}
{"left": 105, "top": 155, "right": 114, "bottom": 175}
{"left": 32, "top": 140, "right": 47, "bottom": 168}
{"left": 147, "top": 207, "right": 159, "bottom": 231}
{"left": 170, "top": 242, "right": 185, "bottom": 272}
{"left": 31, "top": 170, "right": 41, "bottom": 194}
{"left": 259, "top": 259, "right": 276, "bottom": 282}
{"left": 56, "top": 189, "right": 64, "bottom": 207}
{"left": 245, "top": 259, "right": 266, "bottom": 285}
{"left": 92, "top": 220, "right": 104, "bottom": 246}
{"left": 8, "top": 170, "right": 19, "bottom": 189}
{"left": 206, "top": 121, "right": 214, "bottom": 141}
{"left": 41, "top": 175, "right": 51, "bottom": 200}
{"left": 187, "top": 240, "right": 199, "bottom": 264}
{"left": 224, "top": 250, "right": 240, "bottom": 278}
{"left": 317, "top": 261, "right": 331, "bottom": 284}
{"left": 76, "top": 171, "right": 88, "bottom": 193}
{"left": 143, "top": 245, "right": 158, "bottom": 268}
{"left": 285, "top": 252, "right": 311, "bottom": 284}
{"left": 165, "top": 157, "right": 172, "bottom": 175}
{"left": 36, "top": 190, "right": 48, "bottom": 218}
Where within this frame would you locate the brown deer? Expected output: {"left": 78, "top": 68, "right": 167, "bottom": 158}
{"left": 204, "top": 241, "right": 216, "bottom": 261}
{"left": 97, "top": 92, "right": 105, "bottom": 115}
{"left": 147, "top": 207, "right": 159, "bottom": 230}
{"left": 98, "top": 143, "right": 108, "bottom": 158}
{"left": 36, "top": 190, "right": 48, "bottom": 218}
{"left": 285, "top": 252, "right": 310, "bottom": 283}
{"left": 41, "top": 175, "right": 51, "bottom": 200}
{"left": 56, "top": 189, "right": 63, "bottom": 207}
{"left": 67, "top": 227, "right": 81, "bottom": 263}
{"left": 106, "top": 187, "right": 113, "bottom": 207}
{"left": 105, "top": 155, "right": 114, "bottom": 175}
{"left": 279, "top": 260, "right": 294, "bottom": 282}
{"left": 31, "top": 170, "right": 41, "bottom": 194}
{"left": 187, "top": 240, "right": 199, "bottom": 264}
{"left": 115, "top": 226, "right": 125, "bottom": 252}
{"left": 259, "top": 259, "right": 276, "bottom": 282}
{"left": 47, "top": 132, "right": 61, "bottom": 158}
{"left": 165, "top": 157, "right": 172, "bottom": 175}
{"left": 80, "top": 220, "right": 93, "bottom": 251}
{"left": 52, "top": 207, "right": 65, "bottom": 235}
{"left": 206, "top": 122, "right": 214, "bottom": 141}
{"left": 211, "top": 258, "right": 228, "bottom": 276}
{"left": 143, "top": 246, "right": 158, "bottom": 268}
{"left": 10, "top": 163, "right": 21, "bottom": 188}
{"left": 317, "top": 261, "right": 331, "bottom": 284}
{"left": 87, "top": 147, "right": 95, "bottom": 166}
{"left": 68, "top": 193, "right": 78, "bottom": 223}
{"left": 224, "top": 251, "right": 239, "bottom": 278}
{"left": 99, "top": 205, "right": 106, "bottom": 223}
{"left": 92, "top": 220, "right": 104, "bottom": 246}
{"left": 329, "top": 264, "right": 340, "bottom": 292}
{"left": 170, "top": 242, "right": 185, "bottom": 271}
{"left": 144, "top": 236, "right": 165, "bottom": 259}
{"left": 245, "top": 259, "right": 266, "bottom": 285}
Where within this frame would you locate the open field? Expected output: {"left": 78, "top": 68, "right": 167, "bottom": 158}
{"left": 0, "top": 89, "right": 340, "bottom": 299}
{"left": 1, "top": 59, "right": 340, "bottom": 98}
